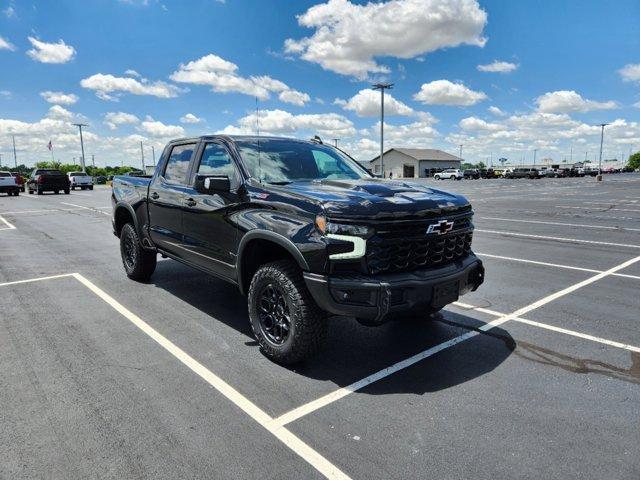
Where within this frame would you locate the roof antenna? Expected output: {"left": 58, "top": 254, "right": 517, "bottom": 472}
{"left": 256, "top": 96, "right": 262, "bottom": 183}
{"left": 255, "top": 96, "right": 260, "bottom": 137}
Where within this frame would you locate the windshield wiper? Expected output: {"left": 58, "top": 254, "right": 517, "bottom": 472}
{"left": 266, "top": 180, "right": 292, "bottom": 185}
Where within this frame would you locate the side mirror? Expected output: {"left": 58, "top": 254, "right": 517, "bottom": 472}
{"left": 195, "top": 174, "right": 231, "bottom": 194}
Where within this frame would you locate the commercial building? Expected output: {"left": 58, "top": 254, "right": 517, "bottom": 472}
{"left": 369, "top": 148, "right": 462, "bottom": 178}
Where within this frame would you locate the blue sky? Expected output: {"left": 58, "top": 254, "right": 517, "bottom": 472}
{"left": 1, "top": 0, "right": 639, "bottom": 167}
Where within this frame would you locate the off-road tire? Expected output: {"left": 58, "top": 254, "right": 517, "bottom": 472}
{"left": 120, "top": 223, "right": 157, "bottom": 281}
{"left": 64, "top": 188, "right": 70, "bottom": 194}
{"left": 248, "top": 260, "right": 327, "bottom": 364}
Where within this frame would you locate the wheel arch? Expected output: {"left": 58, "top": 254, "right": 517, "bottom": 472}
{"left": 237, "top": 230, "right": 310, "bottom": 295}
{"left": 113, "top": 202, "right": 139, "bottom": 238}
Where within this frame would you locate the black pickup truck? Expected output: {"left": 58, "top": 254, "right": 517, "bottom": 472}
{"left": 27, "top": 169, "right": 70, "bottom": 195}
{"left": 112, "top": 135, "right": 484, "bottom": 363}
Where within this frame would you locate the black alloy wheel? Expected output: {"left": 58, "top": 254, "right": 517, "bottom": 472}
{"left": 257, "top": 283, "right": 291, "bottom": 345}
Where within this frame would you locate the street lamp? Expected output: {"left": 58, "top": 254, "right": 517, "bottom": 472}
{"left": 72, "top": 123, "right": 88, "bottom": 172}
{"left": 459, "top": 144, "right": 463, "bottom": 160}
{"left": 372, "top": 82, "right": 393, "bottom": 177}
{"left": 597, "top": 123, "right": 609, "bottom": 176}
{"left": 533, "top": 148, "right": 538, "bottom": 166}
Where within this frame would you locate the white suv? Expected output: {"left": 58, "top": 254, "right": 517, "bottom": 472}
{"left": 434, "top": 169, "right": 463, "bottom": 180}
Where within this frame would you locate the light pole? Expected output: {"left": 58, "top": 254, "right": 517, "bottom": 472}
{"left": 598, "top": 123, "right": 609, "bottom": 176}
{"left": 332, "top": 138, "right": 339, "bottom": 147}
{"left": 12, "top": 135, "right": 17, "bottom": 168}
{"left": 151, "top": 145, "right": 156, "bottom": 166}
{"left": 459, "top": 144, "right": 463, "bottom": 160}
{"left": 140, "top": 141, "right": 146, "bottom": 171}
{"left": 372, "top": 82, "right": 393, "bottom": 177}
{"left": 72, "top": 123, "right": 88, "bottom": 172}
{"left": 0, "top": 153, "right": 3, "bottom": 167}
{"left": 533, "top": 149, "right": 538, "bottom": 166}
{"left": 91, "top": 154, "right": 95, "bottom": 168}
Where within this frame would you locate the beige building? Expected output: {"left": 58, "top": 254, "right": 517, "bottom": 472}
{"left": 369, "top": 148, "right": 462, "bottom": 178}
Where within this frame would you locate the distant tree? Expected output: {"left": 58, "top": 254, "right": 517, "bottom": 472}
{"left": 629, "top": 151, "right": 640, "bottom": 170}
{"left": 476, "top": 161, "right": 486, "bottom": 169}
{"left": 461, "top": 162, "right": 475, "bottom": 170}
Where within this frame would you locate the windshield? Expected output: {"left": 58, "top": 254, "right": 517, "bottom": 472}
{"left": 235, "top": 139, "right": 370, "bottom": 184}
{"left": 70, "top": 172, "right": 88, "bottom": 176}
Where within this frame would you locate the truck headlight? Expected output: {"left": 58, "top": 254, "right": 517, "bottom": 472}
{"left": 316, "top": 216, "right": 368, "bottom": 259}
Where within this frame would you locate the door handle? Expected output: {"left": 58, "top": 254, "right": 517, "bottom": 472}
{"left": 185, "top": 198, "right": 197, "bottom": 207}
{"left": 150, "top": 192, "right": 159, "bottom": 200}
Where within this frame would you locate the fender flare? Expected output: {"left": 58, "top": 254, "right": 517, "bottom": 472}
{"left": 236, "top": 230, "right": 310, "bottom": 295}
{"left": 113, "top": 202, "right": 140, "bottom": 237}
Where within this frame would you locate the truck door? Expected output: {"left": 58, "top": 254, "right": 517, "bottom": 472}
{"left": 148, "top": 142, "right": 197, "bottom": 257}
{"left": 180, "top": 141, "right": 242, "bottom": 280}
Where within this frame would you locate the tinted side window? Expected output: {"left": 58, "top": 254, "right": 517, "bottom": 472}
{"left": 164, "top": 143, "right": 195, "bottom": 184}
{"left": 198, "top": 143, "right": 235, "bottom": 177}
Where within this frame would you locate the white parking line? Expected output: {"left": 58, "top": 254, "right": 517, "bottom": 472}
{"left": 71, "top": 273, "right": 350, "bottom": 480}
{"left": 270, "top": 254, "right": 640, "bottom": 428}
{"left": 0, "top": 215, "right": 16, "bottom": 230}
{"left": 476, "top": 252, "right": 640, "bottom": 281}
{"left": 476, "top": 229, "right": 640, "bottom": 249}
{"left": 557, "top": 205, "right": 640, "bottom": 213}
{"left": 453, "top": 302, "right": 640, "bottom": 353}
{"left": 60, "top": 202, "right": 111, "bottom": 216}
{"left": 479, "top": 216, "right": 640, "bottom": 232}
{"left": 0, "top": 273, "right": 75, "bottom": 287}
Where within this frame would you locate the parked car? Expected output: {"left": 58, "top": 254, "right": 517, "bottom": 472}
{"left": 10, "top": 172, "right": 26, "bottom": 191}
{"left": 463, "top": 169, "right": 480, "bottom": 179}
{"left": 27, "top": 169, "right": 70, "bottom": 195}
{"left": 94, "top": 175, "right": 108, "bottom": 184}
{"left": 503, "top": 167, "right": 539, "bottom": 179}
{"left": 548, "top": 168, "right": 569, "bottom": 178}
{"left": 112, "top": 136, "right": 484, "bottom": 363}
{"left": 68, "top": 171, "right": 94, "bottom": 190}
{"left": 0, "top": 171, "right": 20, "bottom": 196}
{"left": 434, "top": 168, "right": 463, "bottom": 180}
{"left": 583, "top": 167, "right": 599, "bottom": 177}
{"left": 479, "top": 168, "right": 497, "bottom": 179}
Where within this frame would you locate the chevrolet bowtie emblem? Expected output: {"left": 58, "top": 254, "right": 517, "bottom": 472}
{"left": 427, "top": 220, "right": 454, "bottom": 235}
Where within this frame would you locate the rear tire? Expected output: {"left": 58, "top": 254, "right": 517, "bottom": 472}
{"left": 120, "top": 223, "right": 157, "bottom": 281}
{"left": 248, "top": 259, "right": 327, "bottom": 364}
{"left": 54, "top": 190, "right": 59, "bottom": 194}
{"left": 37, "top": 188, "right": 42, "bottom": 195}
{"left": 434, "top": 175, "right": 440, "bottom": 180}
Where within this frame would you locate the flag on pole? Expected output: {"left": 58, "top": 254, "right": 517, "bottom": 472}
{"left": 47, "top": 140, "right": 52, "bottom": 151}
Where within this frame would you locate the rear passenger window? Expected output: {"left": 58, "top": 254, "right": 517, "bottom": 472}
{"left": 164, "top": 143, "right": 195, "bottom": 184}
{"left": 198, "top": 143, "right": 235, "bottom": 177}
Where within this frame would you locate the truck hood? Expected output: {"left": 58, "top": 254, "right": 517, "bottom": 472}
{"left": 280, "top": 179, "right": 470, "bottom": 220}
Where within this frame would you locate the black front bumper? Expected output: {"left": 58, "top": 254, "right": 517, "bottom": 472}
{"left": 0, "top": 185, "right": 19, "bottom": 193}
{"left": 304, "top": 254, "right": 484, "bottom": 324}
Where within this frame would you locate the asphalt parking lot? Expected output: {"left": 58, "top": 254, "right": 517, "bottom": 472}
{"left": 1, "top": 174, "right": 639, "bottom": 479}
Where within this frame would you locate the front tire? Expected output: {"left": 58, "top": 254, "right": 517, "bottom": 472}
{"left": 120, "top": 223, "right": 157, "bottom": 281}
{"left": 248, "top": 260, "right": 327, "bottom": 364}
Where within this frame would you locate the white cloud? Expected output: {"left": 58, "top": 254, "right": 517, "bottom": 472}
{"left": 180, "top": 113, "right": 202, "bottom": 124}
{"left": 0, "top": 35, "right": 16, "bottom": 51}
{"left": 488, "top": 106, "right": 506, "bottom": 116}
{"left": 170, "top": 53, "right": 310, "bottom": 105}
{"left": 278, "top": 89, "right": 311, "bottom": 107}
{"left": 618, "top": 64, "right": 640, "bottom": 84}
{"left": 220, "top": 109, "right": 355, "bottom": 138}
{"left": 634, "top": 101, "right": 640, "bottom": 109}
{"left": 459, "top": 116, "right": 503, "bottom": 132}
{"left": 80, "top": 73, "right": 183, "bottom": 100}
{"left": 139, "top": 117, "right": 185, "bottom": 137}
{"left": 3, "top": 6, "right": 15, "bottom": 18}
{"left": 46, "top": 105, "right": 76, "bottom": 121}
{"left": 104, "top": 111, "right": 140, "bottom": 130}
{"left": 0, "top": 90, "right": 12, "bottom": 99}
{"left": 335, "top": 88, "right": 416, "bottom": 117}
{"left": 124, "top": 69, "right": 141, "bottom": 78}
{"left": 40, "top": 91, "right": 79, "bottom": 105}
{"left": 284, "top": 0, "right": 487, "bottom": 79}
{"left": 26, "top": 36, "right": 76, "bottom": 64}
{"left": 413, "top": 80, "right": 487, "bottom": 106}
{"left": 477, "top": 60, "right": 518, "bottom": 73}
{"left": 536, "top": 90, "right": 617, "bottom": 113}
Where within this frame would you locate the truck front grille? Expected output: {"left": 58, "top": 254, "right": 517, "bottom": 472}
{"left": 366, "top": 227, "right": 473, "bottom": 275}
